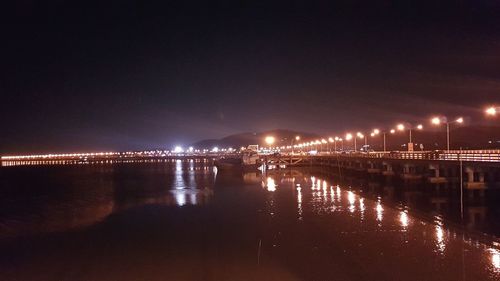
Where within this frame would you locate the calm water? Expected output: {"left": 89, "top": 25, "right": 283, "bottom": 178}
{"left": 1, "top": 160, "right": 500, "bottom": 281}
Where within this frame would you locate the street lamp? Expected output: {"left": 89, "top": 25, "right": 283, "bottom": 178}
{"left": 357, "top": 132, "right": 365, "bottom": 151}
{"left": 486, "top": 106, "right": 498, "bottom": 116}
{"left": 265, "top": 136, "right": 275, "bottom": 148}
{"left": 396, "top": 123, "right": 423, "bottom": 151}
{"left": 430, "top": 116, "right": 464, "bottom": 152}
{"left": 291, "top": 135, "right": 300, "bottom": 154}
{"left": 321, "top": 139, "right": 327, "bottom": 153}
{"left": 345, "top": 133, "right": 354, "bottom": 151}
{"left": 371, "top": 128, "right": 387, "bottom": 152}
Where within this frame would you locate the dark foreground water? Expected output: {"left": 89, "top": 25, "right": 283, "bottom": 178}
{"left": 1, "top": 160, "right": 500, "bottom": 281}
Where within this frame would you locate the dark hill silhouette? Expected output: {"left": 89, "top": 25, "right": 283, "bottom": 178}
{"left": 191, "top": 129, "right": 319, "bottom": 149}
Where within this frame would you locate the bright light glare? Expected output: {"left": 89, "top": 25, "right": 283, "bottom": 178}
{"left": 173, "top": 146, "right": 183, "bottom": 153}
{"left": 357, "top": 132, "right": 364, "bottom": 138}
{"left": 416, "top": 124, "right": 423, "bottom": 130}
{"left": 456, "top": 117, "right": 464, "bottom": 123}
{"left": 295, "top": 135, "right": 301, "bottom": 141}
{"left": 431, "top": 117, "right": 441, "bottom": 125}
{"left": 267, "top": 177, "right": 276, "bottom": 192}
{"left": 373, "top": 129, "right": 380, "bottom": 135}
{"left": 400, "top": 211, "right": 409, "bottom": 227}
{"left": 345, "top": 133, "right": 353, "bottom": 140}
{"left": 390, "top": 129, "right": 396, "bottom": 134}
{"left": 397, "top": 124, "right": 405, "bottom": 131}
{"left": 265, "top": 136, "right": 275, "bottom": 145}
{"left": 486, "top": 106, "right": 497, "bottom": 116}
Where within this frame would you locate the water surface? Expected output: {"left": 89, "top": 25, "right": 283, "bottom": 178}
{"left": 0, "top": 161, "right": 499, "bottom": 280}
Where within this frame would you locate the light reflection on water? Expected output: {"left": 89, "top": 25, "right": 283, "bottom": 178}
{"left": 263, "top": 171, "right": 500, "bottom": 280}
{"left": 0, "top": 161, "right": 215, "bottom": 239}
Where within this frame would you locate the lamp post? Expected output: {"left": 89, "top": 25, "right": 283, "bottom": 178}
{"left": 396, "top": 123, "right": 423, "bottom": 152}
{"left": 357, "top": 132, "right": 364, "bottom": 151}
{"left": 321, "top": 139, "right": 327, "bottom": 153}
{"left": 431, "top": 116, "right": 463, "bottom": 152}
{"left": 346, "top": 133, "right": 354, "bottom": 151}
{"left": 328, "top": 137, "right": 334, "bottom": 153}
{"left": 291, "top": 135, "right": 300, "bottom": 154}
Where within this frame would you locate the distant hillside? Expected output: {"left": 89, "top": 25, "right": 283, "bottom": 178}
{"left": 191, "top": 129, "right": 319, "bottom": 149}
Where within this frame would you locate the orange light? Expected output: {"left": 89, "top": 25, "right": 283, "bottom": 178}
{"left": 486, "top": 106, "right": 497, "bottom": 116}
{"left": 397, "top": 124, "right": 405, "bottom": 131}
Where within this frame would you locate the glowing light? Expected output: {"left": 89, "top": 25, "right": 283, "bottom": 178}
{"left": 359, "top": 198, "right": 365, "bottom": 212}
{"left": 486, "top": 106, "right": 497, "bottom": 116}
{"left": 212, "top": 147, "right": 219, "bottom": 152}
{"left": 321, "top": 139, "right": 327, "bottom": 144}
{"left": 416, "top": 124, "right": 423, "bottom": 130}
{"left": 173, "top": 146, "right": 184, "bottom": 153}
{"left": 397, "top": 124, "right": 405, "bottom": 131}
{"left": 357, "top": 132, "right": 364, "bottom": 138}
{"left": 328, "top": 137, "right": 334, "bottom": 142}
{"left": 267, "top": 177, "right": 276, "bottom": 192}
{"left": 400, "top": 211, "right": 409, "bottom": 227}
{"left": 345, "top": 133, "right": 353, "bottom": 140}
{"left": 265, "top": 136, "right": 275, "bottom": 145}
{"left": 334, "top": 136, "right": 340, "bottom": 141}
{"left": 456, "top": 117, "right": 464, "bottom": 123}
{"left": 490, "top": 248, "right": 500, "bottom": 270}
{"left": 373, "top": 128, "right": 380, "bottom": 135}
{"left": 390, "top": 129, "right": 396, "bottom": 134}
{"left": 348, "top": 191, "right": 355, "bottom": 204}
{"left": 431, "top": 117, "right": 441, "bottom": 125}
{"left": 376, "top": 201, "right": 383, "bottom": 222}
{"left": 435, "top": 225, "right": 445, "bottom": 253}
{"left": 295, "top": 135, "right": 301, "bottom": 141}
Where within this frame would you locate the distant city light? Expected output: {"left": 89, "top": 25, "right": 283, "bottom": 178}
{"left": 265, "top": 136, "right": 275, "bottom": 145}
{"left": 173, "top": 146, "right": 183, "bottom": 153}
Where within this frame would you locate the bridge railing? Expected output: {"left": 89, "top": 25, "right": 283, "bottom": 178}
{"left": 312, "top": 150, "right": 500, "bottom": 162}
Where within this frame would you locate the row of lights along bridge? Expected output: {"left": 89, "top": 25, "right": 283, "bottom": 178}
{"left": 264, "top": 106, "right": 500, "bottom": 153}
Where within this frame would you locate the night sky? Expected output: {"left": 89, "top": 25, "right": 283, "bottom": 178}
{"left": 2, "top": 1, "right": 500, "bottom": 153}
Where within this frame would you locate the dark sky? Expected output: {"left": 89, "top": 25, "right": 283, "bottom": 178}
{"left": 1, "top": 1, "right": 500, "bottom": 153}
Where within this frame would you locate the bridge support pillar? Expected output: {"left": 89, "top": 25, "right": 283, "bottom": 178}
{"left": 428, "top": 164, "right": 447, "bottom": 183}
{"left": 401, "top": 163, "right": 423, "bottom": 180}
{"left": 382, "top": 161, "right": 395, "bottom": 176}
{"left": 465, "top": 166, "right": 486, "bottom": 198}
{"left": 367, "top": 161, "right": 381, "bottom": 174}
